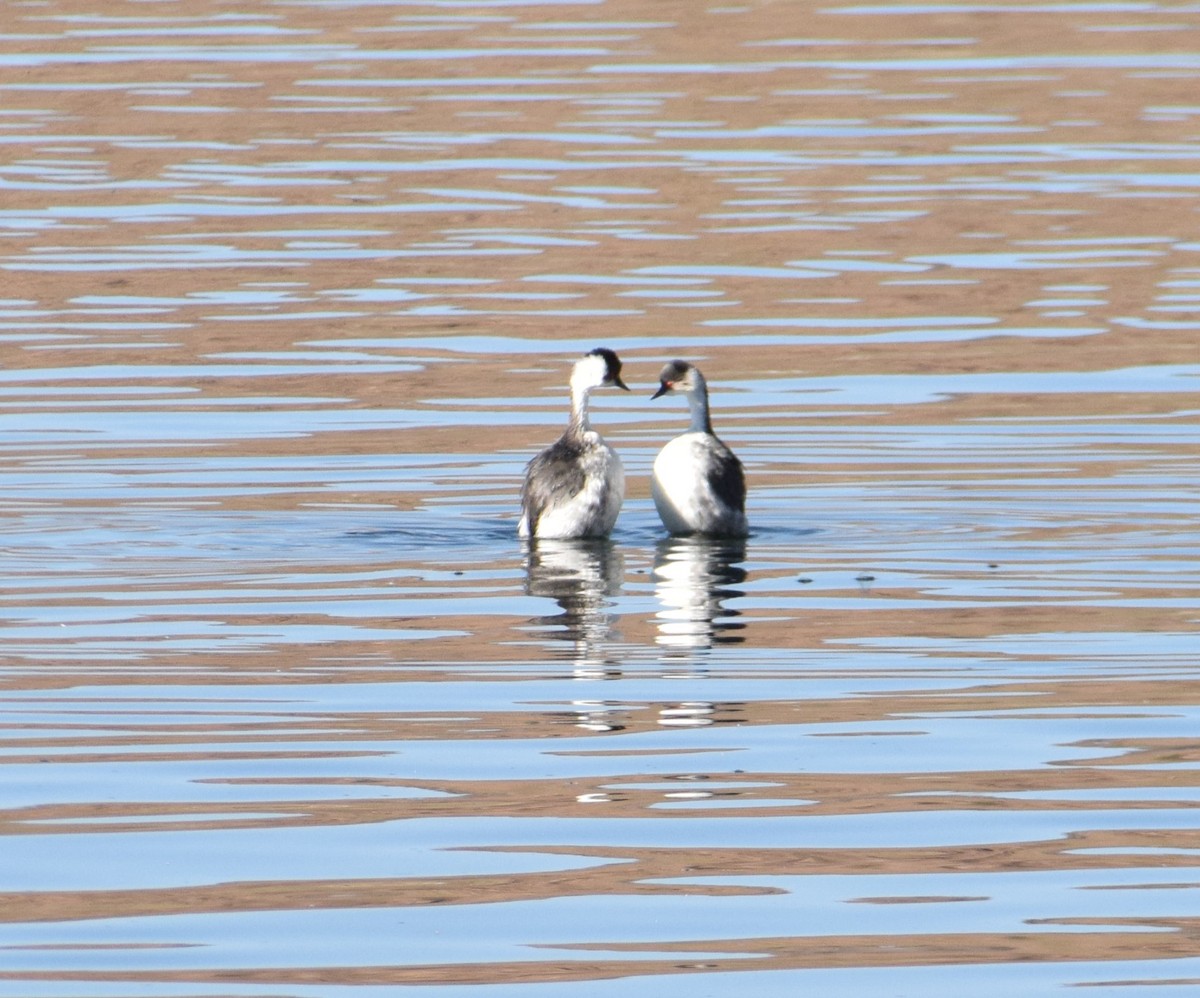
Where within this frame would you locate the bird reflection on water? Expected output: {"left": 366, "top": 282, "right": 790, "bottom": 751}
{"left": 522, "top": 538, "right": 625, "bottom": 678}
{"left": 523, "top": 535, "right": 749, "bottom": 735}
{"left": 653, "top": 536, "right": 747, "bottom": 656}
{"left": 523, "top": 536, "right": 749, "bottom": 662}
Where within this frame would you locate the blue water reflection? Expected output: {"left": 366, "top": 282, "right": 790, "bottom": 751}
{"left": 4, "top": 1, "right": 1200, "bottom": 995}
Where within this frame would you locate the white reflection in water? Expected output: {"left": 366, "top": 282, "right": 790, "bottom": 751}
{"left": 652, "top": 536, "right": 747, "bottom": 655}
{"left": 522, "top": 539, "right": 624, "bottom": 677}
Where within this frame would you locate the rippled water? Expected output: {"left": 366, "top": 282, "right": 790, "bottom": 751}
{"left": 4, "top": 1, "right": 1200, "bottom": 996}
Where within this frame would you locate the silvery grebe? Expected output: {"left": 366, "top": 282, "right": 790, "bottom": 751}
{"left": 518, "top": 347, "right": 630, "bottom": 539}
{"left": 651, "top": 360, "right": 748, "bottom": 538}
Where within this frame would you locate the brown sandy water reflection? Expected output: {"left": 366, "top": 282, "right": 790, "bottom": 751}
{"left": 4, "top": 1, "right": 1200, "bottom": 995}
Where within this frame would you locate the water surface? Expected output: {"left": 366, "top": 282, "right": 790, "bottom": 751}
{"left": 3, "top": 1, "right": 1200, "bottom": 995}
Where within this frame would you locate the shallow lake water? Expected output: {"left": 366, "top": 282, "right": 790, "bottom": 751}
{"left": 4, "top": 1, "right": 1200, "bottom": 995}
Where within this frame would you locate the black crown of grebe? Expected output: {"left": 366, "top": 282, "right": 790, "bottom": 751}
{"left": 518, "top": 347, "right": 630, "bottom": 540}
{"left": 650, "top": 359, "right": 748, "bottom": 538}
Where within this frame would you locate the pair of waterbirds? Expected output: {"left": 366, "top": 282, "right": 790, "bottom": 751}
{"left": 518, "top": 348, "right": 747, "bottom": 541}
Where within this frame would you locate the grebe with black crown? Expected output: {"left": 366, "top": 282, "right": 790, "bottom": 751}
{"left": 518, "top": 347, "right": 630, "bottom": 540}
{"left": 650, "top": 360, "right": 748, "bottom": 538}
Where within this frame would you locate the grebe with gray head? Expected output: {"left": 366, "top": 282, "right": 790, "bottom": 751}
{"left": 651, "top": 360, "right": 748, "bottom": 538}
{"left": 518, "top": 347, "right": 630, "bottom": 540}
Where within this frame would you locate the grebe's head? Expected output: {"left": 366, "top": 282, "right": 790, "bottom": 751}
{"left": 573, "top": 347, "right": 630, "bottom": 393}
{"left": 652, "top": 359, "right": 704, "bottom": 399}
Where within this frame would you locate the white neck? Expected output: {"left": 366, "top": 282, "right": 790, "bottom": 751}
{"left": 569, "top": 382, "right": 594, "bottom": 434}
{"left": 568, "top": 354, "right": 607, "bottom": 435}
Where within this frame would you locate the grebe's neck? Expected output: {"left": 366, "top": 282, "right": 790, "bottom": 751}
{"left": 686, "top": 377, "right": 712, "bottom": 434}
{"left": 568, "top": 382, "right": 594, "bottom": 436}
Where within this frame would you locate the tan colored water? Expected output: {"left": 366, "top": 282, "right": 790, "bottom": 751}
{"left": 4, "top": 1, "right": 1200, "bottom": 995}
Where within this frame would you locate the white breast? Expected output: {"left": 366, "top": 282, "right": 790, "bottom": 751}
{"left": 531, "top": 436, "right": 625, "bottom": 539}
{"left": 652, "top": 432, "right": 746, "bottom": 537}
